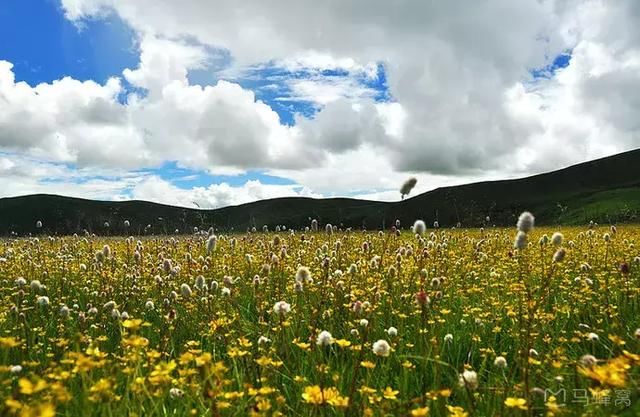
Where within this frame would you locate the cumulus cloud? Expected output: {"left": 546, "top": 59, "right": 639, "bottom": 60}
{"left": 56, "top": 0, "right": 640, "bottom": 178}
{"left": 0, "top": 0, "right": 639, "bottom": 207}
{"left": 0, "top": 36, "right": 315, "bottom": 172}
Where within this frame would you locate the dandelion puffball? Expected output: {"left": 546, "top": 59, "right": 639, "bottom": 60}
{"left": 372, "top": 339, "right": 391, "bottom": 357}
{"left": 316, "top": 330, "right": 333, "bottom": 346}
{"left": 516, "top": 211, "right": 535, "bottom": 233}
{"left": 400, "top": 177, "right": 417, "bottom": 199}
{"left": 553, "top": 248, "right": 566, "bottom": 263}
{"left": 458, "top": 370, "right": 478, "bottom": 391}
{"left": 494, "top": 356, "right": 507, "bottom": 369}
{"left": 413, "top": 220, "right": 426, "bottom": 236}
{"left": 551, "top": 232, "right": 563, "bottom": 246}
{"left": 514, "top": 231, "right": 527, "bottom": 250}
{"left": 273, "top": 301, "right": 291, "bottom": 316}
{"left": 206, "top": 235, "right": 217, "bottom": 253}
{"left": 295, "top": 266, "right": 311, "bottom": 283}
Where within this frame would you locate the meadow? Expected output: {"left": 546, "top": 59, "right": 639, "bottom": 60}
{"left": 1, "top": 214, "right": 639, "bottom": 416}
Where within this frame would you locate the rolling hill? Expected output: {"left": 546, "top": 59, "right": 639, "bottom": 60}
{"left": 1, "top": 149, "right": 639, "bottom": 235}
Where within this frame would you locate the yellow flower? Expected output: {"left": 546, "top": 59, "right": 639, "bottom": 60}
{"left": 122, "top": 319, "right": 144, "bottom": 330}
{"left": 382, "top": 386, "right": 399, "bottom": 400}
{"left": 301, "top": 385, "right": 323, "bottom": 405}
{"left": 293, "top": 340, "right": 311, "bottom": 350}
{"left": 255, "top": 356, "right": 273, "bottom": 367}
{"left": 301, "top": 385, "right": 348, "bottom": 407}
{"left": 257, "top": 386, "right": 276, "bottom": 395}
{"left": 4, "top": 398, "right": 22, "bottom": 412}
{"left": 222, "top": 391, "right": 244, "bottom": 400}
{"left": 360, "top": 361, "right": 376, "bottom": 369}
{"left": 358, "top": 386, "right": 377, "bottom": 395}
{"left": 89, "top": 378, "right": 115, "bottom": 402}
{"left": 18, "top": 378, "right": 48, "bottom": 395}
{"left": 438, "top": 389, "right": 452, "bottom": 397}
{"left": 579, "top": 356, "right": 629, "bottom": 387}
{"left": 238, "top": 337, "right": 253, "bottom": 348}
{"left": 335, "top": 339, "right": 352, "bottom": 348}
{"left": 0, "top": 337, "right": 21, "bottom": 348}
{"left": 148, "top": 361, "right": 177, "bottom": 386}
{"left": 446, "top": 405, "right": 469, "bottom": 417}
{"left": 17, "top": 403, "right": 55, "bottom": 417}
{"left": 227, "top": 347, "right": 249, "bottom": 358}
{"left": 504, "top": 397, "right": 527, "bottom": 410}
{"left": 256, "top": 398, "right": 271, "bottom": 411}
{"left": 195, "top": 352, "right": 212, "bottom": 367}
{"left": 410, "top": 406, "right": 430, "bottom": 416}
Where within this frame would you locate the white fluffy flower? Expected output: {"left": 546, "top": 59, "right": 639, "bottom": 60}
{"left": 386, "top": 327, "right": 398, "bottom": 337}
{"left": 180, "top": 283, "right": 192, "bottom": 298}
{"left": 514, "top": 231, "right": 528, "bottom": 250}
{"left": 516, "top": 211, "right": 535, "bottom": 233}
{"left": 412, "top": 220, "right": 426, "bottom": 236}
{"left": 372, "top": 339, "right": 391, "bottom": 357}
{"left": 551, "top": 232, "right": 564, "bottom": 246}
{"left": 458, "top": 370, "right": 478, "bottom": 391}
{"left": 206, "top": 235, "right": 217, "bottom": 253}
{"left": 258, "top": 336, "right": 271, "bottom": 345}
{"left": 494, "top": 356, "right": 507, "bottom": 369}
{"left": 169, "top": 388, "right": 184, "bottom": 398}
{"left": 580, "top": 354, "right": 597, "bottom": 367}
{"left": 273, "top": 301, "right": 291, "bottom": 316}
{"left": 316, "top": 330, "right": 333, "bottom": 346}
{"left": 553, "top": 248, "right": 566, "bottom": 263}
{"left": 295, "top": 266, "right": 311, "bottom": 283}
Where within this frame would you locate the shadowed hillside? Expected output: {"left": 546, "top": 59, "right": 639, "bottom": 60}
{"left": 1, "top": 149, "right": 639, "bottom": 235}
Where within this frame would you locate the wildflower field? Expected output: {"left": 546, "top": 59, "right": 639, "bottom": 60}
{"left": 1, "top": 216, "right": 640, "bottom": 416}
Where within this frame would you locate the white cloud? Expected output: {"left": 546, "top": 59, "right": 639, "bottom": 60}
{"left": 0, "top": 153, "right": 145, "bottom": 200}
{"left": 54, "top": 0, "right": 578, "bottom": 176}
{"left": 130, "top": 176, "right": 321, "bottom": 209}
{"left": 123, "top": 35, "right": 210, "bottom": 97}
{"left": 0, "top": 0, "right": 639, "bottom": 208}
{"left": 0, "top": 36, "right": 315, "bottom": 172}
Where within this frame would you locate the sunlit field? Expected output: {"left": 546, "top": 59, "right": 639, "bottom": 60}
{"left": 1, "top": 216, "right": 639, "bottom": 416}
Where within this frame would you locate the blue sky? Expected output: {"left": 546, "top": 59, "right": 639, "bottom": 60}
{"left": 0, "top": 0, "right": 137, "bottom": 84}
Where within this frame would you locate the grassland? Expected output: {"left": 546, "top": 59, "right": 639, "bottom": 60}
{"left": 1, "top": 216, "right": 640, "bottom": 416}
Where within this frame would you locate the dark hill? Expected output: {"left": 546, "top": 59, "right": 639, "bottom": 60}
{"left": 1, "top": 149, "right": 639, "bottom": 235}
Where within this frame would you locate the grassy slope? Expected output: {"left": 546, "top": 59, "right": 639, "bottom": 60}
{"left": 1, "top": 149, "right": 639, "bottom": 234}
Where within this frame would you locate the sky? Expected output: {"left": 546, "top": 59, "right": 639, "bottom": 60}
{"left": 0, "top": 0, "right": 639, "bottom": 208}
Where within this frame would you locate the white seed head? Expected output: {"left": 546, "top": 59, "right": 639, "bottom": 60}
{"left": 516, "top": 211, "right": 535, "bottom": 233}
{"left": 316, "top": 330, "right": 333, "bottom": 346}
{"left": 372, "top": 339, "right": 391, "bottom": 357}
{"left": 458, "top": 370, "right": 478, "bottom": 391}
{"left": 494, "top": 356, "right": 507, "bottom": 369}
